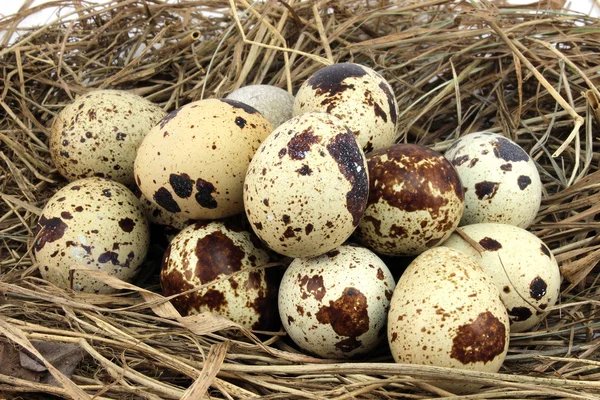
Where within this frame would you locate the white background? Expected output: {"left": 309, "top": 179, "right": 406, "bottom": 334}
{"left": 1, "top": 0, "right": 599, "bottom": 25}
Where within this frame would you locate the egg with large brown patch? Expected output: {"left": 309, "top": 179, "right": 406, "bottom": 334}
{"left": 244, "top": 112, "right": 368, "bottom": 258}
{"left": 134, "top": 99, "right": 272, "bottom": 220}
{"left": 50, "top": 90, "right": 166, "bottom": 185}
{"left": 388, "top": 247, "right": 509, "bottom": 391}
{"left": 279, "top": 244, "right": 395, "bottom": 358}
{"left": 355, "top": 144, "right": 464, "bottom": 256}
{"left": 160, "top": 221, "right": 279, "bottom": 331}
{"left": 444, "top": 132, "right": 542, "bottom": 228}
{"left": 34, "top": 177, "right": 150, "bottom": 293}
{"left": 443, "top": 223, "right": 561, "bottom": 332}
{"left": 294, "top": 63, "right": 399, "bottom": 152}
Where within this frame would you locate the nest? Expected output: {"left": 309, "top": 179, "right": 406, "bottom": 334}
{"left": 1, "top": 0, "right": 600, "bottom": 398}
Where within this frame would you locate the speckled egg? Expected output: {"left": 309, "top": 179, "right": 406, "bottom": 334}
{"left": 131, "top": 185, "right": 193, "bottom": 232}
{"left": 444, "top": 132, "right": 542, "bottom": 228}
{"left": 50, "top": 90, "right": 166, "bottom": 185}
{"left": 355, "top": 144, "right": 464, "bottom": 256}
{"left": 244, "top": 112, "right": 368, "bottom": 258}
{"left": 134, "top": 99, "right": 272, "bottom": 220}
{"left": 34, "top": 177, "right": 150, "bottom": 293}
{"left": 160, "top": 221, "right": 278, "bottom": 331}
{"left": 293, "top": 63, "right": 399, "bottom": 152}
{"left": 443, "top": 223, "right": 561, "bottom": 332}
{"left": 388, "top": 247, "right": 509, "bottom": 382}
{"left": 226, "top": 85, "right": 294, "bottom": 128}
{"left": 279, "top": 244, "right": 395, "bottom": 358}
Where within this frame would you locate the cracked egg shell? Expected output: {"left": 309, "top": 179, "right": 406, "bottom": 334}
{"left": 226, "top": 85, "right": 294, "bottom": 128}
{"left": 278, "top": 244, "right": 395, "bottom": 358}
{"left": 293, "top": 63, "right": 399, "bottom": 153}
{"left": 243, "top": 112, "right": 368, "bottom": 258}
{"left": 388, "top": 247, "right": 509, "bottom": 387}
{"left": 50, "top": 90, "right": 166, "bottom": 185}
{"left": 34, "top": 177, "right": 150, "bottom": 293}
{"left": 134, "top": 99, "right": 272, "bottom": 220}
{"left": 444, "top": 132, "right": 542, "bottom": 228}
{"left": 160, "top": 221, "right": 279, "bottom": 331}
{"left": 355, "top": 144, "right": 464, "bottom": 256}
{"left": 443, "top": 223, "right": 561, "bottom": 332}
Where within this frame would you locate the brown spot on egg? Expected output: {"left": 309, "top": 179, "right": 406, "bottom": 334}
{"left": 305, "top": 224, "right": 314, "bottom": 235}
{"left": 282, "top": 226, "right": 296, "bottom": 239}
{"left": 195, "top": 178, "right": 218, "bottom": 209}
{"left": 391, "top": 332, "right": 398, "bottom": 342}
{"left": 378, "top": 81, "right": 397, "bottom": 124}
{"left": 282, "top": 215, "right": 291, "bottom": 225}
{"left": 500, "top": 163, "right": 512, "bottom": 171}
{"left": 253, "top": 222, "right": 263, "bottom": 231}
{"left": 118, "top": 217, "right": 135, "bottom": 233}
{"left": 35, "top": 216, "right": 68, "bottom": 252}
{"left": 287, "top": 315, "right": 295, "bottom": 324}
{"left": 170, "top": 173, "right": 194, "bottom": 198}
{"left": 154, "top": 187, "right": 181, "bottom": 213}
{"left": 220, "top": 98, "right": 259, "bottom": 114}
{"left": 75, "top": 206, "right": 83, "bottom": 212}
{"left": 450, "top": 311, "right": 506, "bottom": 364}
{"left": 327, "top": 249, "right": 340, "bottom": 258}
{"left": 479, "top": 237, "right": 502, "bottom": 251}
{"left": 541, "top": 243, "right": 551, "bottom": 258}
{"left": 376, "top": 267, "right": 384, "bottom": 280}
{"left": 508, "top": 306, "right": 532, "bottom": 322}
{"left": 475, "top": 181, "right": 500, "bottom": 200}
{"left": 389, "top": 224, "right": 407, "bottom": 239}
{"left": 60, "top": 211, "right": 73, "bottom": 220}
{"left": 296, "top": 164, "right": 313, "bottom": 176}
{"left": 335, "top": 337, "right": 362, "bottom": 353}
{"left": 287, "top": 127, "right": 321, "bottom": 160}
{"left": 385, "top": 290, "right": 392, "bottom": 301}
{"left": 326, "top": 129, "right": 368, "bottom": 226}
{"left": 530, "top": 277, "right": 547, "bottom": 300}
{"left": 263, "top": 199, "right": 269, "bottom": 206}
{"left": 98, "top": 251, "right": 120, "bottom": 265}
{"left": 368, "top": 144, "right": 463, "bottom": 219}
{"left": 307, "top": 63, "right": 367, "bottom": 98}
{"left": 278, "top": 148, "right": 287, "bottom": 158}
{"left": 503, "top": 286, "right": 510, "bottom": 293}
{"left": 363, "top": 89, "right": 387, "bottom": 122}
{"left": 116, "top": 132, "right": 126, "bottom": 141}
{"left": 316, "top": 287, "right": 369, "bottom": 339}
{"left": 300, "top": 275, "right": 326, "bottom": 301}
{"left": 296, "top": 305, "right": 305, "bottom": 316}
{"left": 362, "top": 215, "right": 382, "bottom": 236}
{"left": 518, "top": 175, "right": 532, "bottom": 190}
{"left": 452, "top": 155, "right": 469, "bottom": 166}
{"left": 468, "top": 158, "right": 479, "bottom": 168}
{"left": 492, "top": 137, "right": 529, "bottom": 162}
{"left": 194, "top": 231, "right": 245, "bottom": 284}
{"left": 199, "top": 289, "right": 228, "bottom": 312}
{"left": 102, "top": 189, "right": 112, "bottom": 197}
{"left": 235, "top": 116, "right": 246, "bottom": 129}
{"left": 251, "top": 281, "right": 280, "bottom": 332}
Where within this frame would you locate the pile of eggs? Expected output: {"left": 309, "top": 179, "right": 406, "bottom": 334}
{"left": 36, "top": 62, "right": 561, "bottom": 385}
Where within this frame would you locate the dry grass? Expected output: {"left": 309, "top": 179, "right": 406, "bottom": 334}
{"left": 1, "top": 0, "right": 600, "bottom": 398}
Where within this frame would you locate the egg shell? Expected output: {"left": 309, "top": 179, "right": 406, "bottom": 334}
{"left": 355, "top": 144, "right": 464, "bottom": 256}
{"left": 34, "top": 177, "right": 150, "bottom": 293}
{"left": 278, "top": 245, "right": 395, "bottom": 358}
{"left": 442, "top": 223, "right": 561, "bottom": 332}
{"left": 244, "top": 112, "right": 368, "bottom": 258}
{"left": 50, "top": 90, "right": 166, "bottom": 185}
{"left": 134, "top": 99, "right": 272, "bottom": 220}
{"left": 294, "top": 63, "right": 399, "bottom": 152}
{"left": 226, "top": 85, "right": 294, "bottom": 128}
{"left": 444, "top": 132, "right": 542, "bottom": 228}
{"left": 160, "top": 221, "right": 279, "bottom": 331}
{"left": 388, "top": 247, "right": 509, "bottom": 383}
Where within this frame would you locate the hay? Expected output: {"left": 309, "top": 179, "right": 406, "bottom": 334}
{"left": 1, "top": 0, "right": 600, "bottom": 398}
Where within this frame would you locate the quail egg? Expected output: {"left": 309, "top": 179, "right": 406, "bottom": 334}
{"left": 226, "top": 84, "right": 294, "bottom": 128}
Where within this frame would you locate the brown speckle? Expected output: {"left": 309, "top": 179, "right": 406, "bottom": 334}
{"left": 287, "top": 127, "right": 321, "bottom": 160}
{"left": 508, "top": 306, "right": 532, "bottom": 322}
{"left": 530, "top": 277, "right": 547, "bottom": 300}
{"left": 517, "top": 175, "right": 532, "bottom": 190}
{"left": 170, "top": 173, "right": 194, "bottom": 198}
{"left": 376, "top": 267, "right": 384, "bottom": 280}
{"left": 316, "top": 287, "right": 369, "bottom": 349}
{"left": 98, "top": 251, "right": 120, "bottom": 265}
{"left": 391, "top": 332, "right": 398, "bottom": 342}
{"left": 500, "top": 163, "right": 512, "bottom": 171}
{"left": 479, "top": 237, "right": 502, "bottom": 251}
{"left": 296, "top": 164, "right": 313, "bottom": 176}
{"left": 492, "top": 137, "right": 529, "bottom": 162}
{"left": 305, "top": 224, "right": 314, "bottom": 235}
{"left": 475, "top": 181, "right": 500, "bottom": 200}
{"left": 452, "top": 155, "right": 469, "bottom": 166}
{"left": 60, "top": 211, "right": 73, "bottom": 220}
{"left": 194, "top": 230, "right": 245, "bottom": 284}
{"left": 307, "top": 63, "right": 367, "bottom": 98}
{"left": 195, "top": 178, "right": 218, "bottom": 209}
{"left": 541, "top": 243, "right": 551, "bottom": 258}
{"left": 300, "top": 275, "right": 326, "bottom": 301}
{"left": 154, "top": 187, "right": 181, "bottom": 213}
{"left": 378, "top": 81, "right": 397, "bottom": 124}
{"left": 335, "top": 337, "right": 362, "bottom": 353}
{"left": 450, "top": 311, "right": 506, "bottom": 364}
{"left": 34, "top": 216, "right": 68, "bottom": 252}
{"left": 235, "top": 116, "right": 246, "bottom": 129}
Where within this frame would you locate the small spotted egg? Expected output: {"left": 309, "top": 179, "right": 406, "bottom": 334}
{"left": 388, "top": 247, "right": 509, "bottom": 391}
{"left": 444, "top": 132, "right": 542, "bottom": 228}
{"left": 278, "top": 245, "right": 395, "bottom": 358}
{"left": 160, "top": 221, "right": 279, "bottom": 331}
{"left": 244, "top": 112, "right": 368, "bottom": 258}
{"left": 293, "top": 63, "right": 399, "bottom": 153}
{"left": 34, "top": 177, "right": 150, "bottom": 293}
{"left": 226, "top": 85, "right": 294, "bottom": 128}
{"left": 355, "top": 144, "right": 464, "bottom": 256}
{"left": 443, "top": 223, "right": 561, "bottom": 332}
{"left": 50, "top": 90, "right": 166, "bottom": 185}
{"left": 134, "top": 99, "right": 272, "bottom": 220}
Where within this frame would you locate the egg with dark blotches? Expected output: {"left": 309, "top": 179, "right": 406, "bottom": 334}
{"left": 50, "top": 90, "right": 166, "bottom": 185}
{"left": 388, "top": 247, "right": 509, "bottom": 392}
{"left": 444, "top": 132, "right": 542, "bottom": 228}
{"left": 443, "top": 223, "right": 561, "bottom": 332}
{"left": 226, "top": 85, "right": 294, "bottom": 128}
{"left": 160, "top": 221, "right": 279, "bottom": 331}
{"left": 293, "top": 63, "right": 399, "bottom": 153}
{"left": 34, "top": 177, "right": 150, "bottom": 293}
{"left": 355, "top": 144, "right": 464, "bottom": 257}
{"left": 134, "top": 99, "right": 272, "bottom": 220}
{"left": 278, "top": 244, "right": 395, "bottom": 358}
{"left": 243, "top": 112, "right": 369, "bottom": 258}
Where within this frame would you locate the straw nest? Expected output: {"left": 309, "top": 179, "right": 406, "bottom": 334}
{"left": 1, "top": 0, "right": 600, "bottom": 398}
